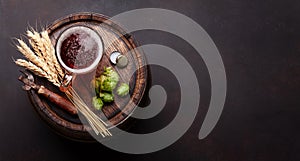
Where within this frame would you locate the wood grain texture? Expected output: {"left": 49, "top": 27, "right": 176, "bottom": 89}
{"left": 28, "top": 12, "right": 148, "bottom": 141}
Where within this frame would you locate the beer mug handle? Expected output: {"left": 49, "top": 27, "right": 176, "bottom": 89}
{"left": 59, "top": 73, "right": 73, "bottom": 92}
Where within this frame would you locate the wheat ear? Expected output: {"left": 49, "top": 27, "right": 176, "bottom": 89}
{"left": 25, "top": 31, "right": 59, "bottom": 83}
{"left": 40, "top": 31, "right": 64, "bottom": 78}
{"left": 26, "top": 30, "right": 43, "bottom": 58}
{"left": 16, "top": 38, "right": 58, "bottom": 83}
{"left": 15, "top": 59, "right": 60, "bottom": 86}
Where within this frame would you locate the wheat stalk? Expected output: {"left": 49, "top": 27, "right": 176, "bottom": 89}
{"left": 27, "top": 32, "right": 43, "bottom": 58}
{"left": 16, "top": 38, "right": 59, "bottom": 82}
{"left": 26, "top": 29, "right": 64, "bottom": 80}
{"left": 40, "top": 31, "right": 64, "bottom": 78}
{"left": 25, "top": 30, "right": 59, "bottom": 83}
{"left": 15, "top": 59, "right": 60, "bottom": 86}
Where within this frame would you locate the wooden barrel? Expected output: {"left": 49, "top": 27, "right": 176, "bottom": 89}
{"left": 28, "top": 12, "right": 148, "bottom": 142}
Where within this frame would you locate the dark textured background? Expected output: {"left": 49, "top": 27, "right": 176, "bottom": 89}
{"left": 1, "top": 0, "right": 300, "bottom": 160}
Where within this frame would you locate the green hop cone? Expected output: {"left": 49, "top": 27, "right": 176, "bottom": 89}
{"left": 103, "top": 67, "right": 119, "bottom": 83}
{"left": 100, "top": 92, "right": 114, "bottom": 103}
{"left": 99, "top": 67, "right": 120, "bottom": 92}
{"left": 100, "top": 76, "right": 118, "bottom": 92}
{"left": 92, "top": 96, "right": 103, "bottom": 110}
{"left": 117, "top": 83, "right": 129, "bottom": 97}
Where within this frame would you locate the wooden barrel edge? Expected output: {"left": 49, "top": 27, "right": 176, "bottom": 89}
{"left": 28, "top": 90, "right": 95, "bottom": 142}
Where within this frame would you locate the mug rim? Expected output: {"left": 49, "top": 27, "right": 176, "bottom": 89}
{"left": 56, "top": 25, "right": 103, "bottom": 74}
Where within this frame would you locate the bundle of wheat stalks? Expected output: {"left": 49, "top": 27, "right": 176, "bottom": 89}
{"left": 15, "top": 29, "right": 64, "bottom": 86}
{"left": 14, "top": 28, "right": 111, "bottom": 137}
